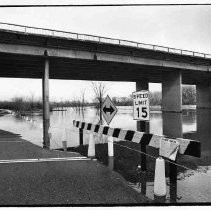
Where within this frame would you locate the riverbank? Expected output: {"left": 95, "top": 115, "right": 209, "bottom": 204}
{"left": 0, "top": 106, "right": 210, "bottom": 203}
{"left": 0, "top": 104, "right": 197, "bottom": 118}
{"left": 0, "top": 129, "right": 151, "bottom": 206}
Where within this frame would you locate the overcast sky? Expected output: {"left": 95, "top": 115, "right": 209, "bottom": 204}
{"left": 0, "top": 0, "right": 210, "bottom": 102}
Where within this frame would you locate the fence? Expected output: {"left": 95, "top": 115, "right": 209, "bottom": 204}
{"left": 73, "top": 120, "right": 201, "bottom": 202}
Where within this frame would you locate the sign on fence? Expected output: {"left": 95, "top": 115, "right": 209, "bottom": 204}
{"left": 133, "top": 90, "right": 149, "bottom": 121}
{"left": 159, "top": 138, "right": 180, "bottom": 161}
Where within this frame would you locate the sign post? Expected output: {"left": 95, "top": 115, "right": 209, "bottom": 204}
{"left": 132, "top": 90, "right": 150, "bottom": 121}
{"left": 102, "top": 95, "right": 117, "bottom": 158}
{"left": 102, "top": 95, "right": 118, "bottom": 125}
{"left": 133, "top": 90, "right": 149, "bottom": 171}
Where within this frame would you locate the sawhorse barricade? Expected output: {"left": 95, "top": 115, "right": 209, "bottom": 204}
{"left": 73, "top": 120, "right": 201, "bottom": 202}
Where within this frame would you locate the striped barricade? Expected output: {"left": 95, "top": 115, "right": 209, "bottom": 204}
{"left": 73, "top": 120, "right": 201, "bottom": 200}
{"left": 73, "top": 120, "right": 200, "bottom": 158}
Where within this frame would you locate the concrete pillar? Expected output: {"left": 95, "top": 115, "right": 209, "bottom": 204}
{"left": 161, "top": 71, "right": 182, "bottom": 202}
{"left": 162, "top": 71, "right": 182, "bottom": 113}
{"left": 196, "top": 84, "right": 211, "bottom": 109}
{"left": 136, "top": 79, "right": 149, "bottom": 133}
{"left": 42, "top": 55, "right": 50, "bottom": 149}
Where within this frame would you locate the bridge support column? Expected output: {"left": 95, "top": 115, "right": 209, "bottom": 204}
{"left": 196, "top": 84, "right": 211, "bottom": 108}
{"left": 162, "top": 71, "right": 182, "bottom": 113}
{"left": 162, "top": 71, "right": 182, "bottom": 138}
{"left": 42, "top": 54, "right": 50, "bottom": 149}
{"left": 162, "top": 71, "right": 182, "bottom": 201}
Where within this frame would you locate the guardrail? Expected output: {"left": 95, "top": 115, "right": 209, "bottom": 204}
{"left": 73, "top": 120, "right": 201, "bottom": 158}
{"left": 0, "top": 22, "right": 211, "bottom": 59}
{"left": 73, "top": 120, "right": 201, "bottom": 202}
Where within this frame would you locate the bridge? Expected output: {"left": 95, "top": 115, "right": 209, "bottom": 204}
{"left": 0, "top": 22, "right": 210, "bottom": 147}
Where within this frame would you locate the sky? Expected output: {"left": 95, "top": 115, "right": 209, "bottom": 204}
{"left": 0, "top": 0, "right": 210, "bottom": 102}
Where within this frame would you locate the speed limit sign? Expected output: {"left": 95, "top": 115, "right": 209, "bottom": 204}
{"left": 132, "top": 90, "right": 150, "bottom": 121}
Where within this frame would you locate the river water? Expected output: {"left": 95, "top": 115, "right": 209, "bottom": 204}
{"left": 0, "top": 106, "right": 210, "bottom": 203}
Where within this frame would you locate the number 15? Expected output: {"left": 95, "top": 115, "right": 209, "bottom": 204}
{"left": 137, "top": 107, "right": 148, "bottom": 118}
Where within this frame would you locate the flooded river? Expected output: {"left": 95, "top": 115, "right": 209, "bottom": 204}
{"left": 0, "top": 106, "right": 210, "bottom": 203}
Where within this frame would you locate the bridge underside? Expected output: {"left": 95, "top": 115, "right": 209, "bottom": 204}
{"left": 0, "top": 52, "right": 210, "bottom": 85}
{"left": 0, "top": 29, "right": 210, "bottom": 84}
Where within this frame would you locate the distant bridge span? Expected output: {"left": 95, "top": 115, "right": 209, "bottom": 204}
{"left": 0, "top": 22, "right": 211, "bottom": 148}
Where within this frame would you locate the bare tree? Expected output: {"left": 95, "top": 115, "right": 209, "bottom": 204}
{"left": 80, "top": 89, "right": 86, "bottom": 110}
{"left": 91, "top": 81, "right": 107, "bottom": 124}
{"left": 29, "top": 91, "right": 35, "bottom": 111}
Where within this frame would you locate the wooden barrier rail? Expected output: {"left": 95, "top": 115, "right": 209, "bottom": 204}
{"left": 73, "top": 120, "right": 201, "bottom": 158}
{"left": 73, "top": 120, "right": 201, "bottom": 202}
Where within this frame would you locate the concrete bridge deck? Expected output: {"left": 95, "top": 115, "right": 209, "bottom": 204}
{"left": 0, "top": 129, "right": 150, "bottom": 206}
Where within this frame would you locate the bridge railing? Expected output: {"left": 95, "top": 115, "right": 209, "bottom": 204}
{"left": 0, "top": 21, "right": 211, "bottom": 59}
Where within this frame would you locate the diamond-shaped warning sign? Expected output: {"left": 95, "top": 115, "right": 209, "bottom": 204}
{"left": 102, "top": 95, "right": 118, "bottom": 125}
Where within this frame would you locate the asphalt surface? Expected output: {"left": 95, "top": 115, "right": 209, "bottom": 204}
{"left": 0, "top": 129, "right": 150, "bottom": 206}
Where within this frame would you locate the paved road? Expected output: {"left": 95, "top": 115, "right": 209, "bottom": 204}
{"left": 0, "top": 129, "right": 150, "bottom": 206}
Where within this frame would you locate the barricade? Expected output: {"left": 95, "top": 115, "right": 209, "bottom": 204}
{"left": 73, "top": 120, "right": 201, "bottom": 202}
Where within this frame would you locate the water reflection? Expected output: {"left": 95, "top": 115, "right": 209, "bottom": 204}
{"left": 163, "top": 112, "right": 183, "bottom": 138}
{"left": 196, "top": 109, "right": 211, "bottom": 152}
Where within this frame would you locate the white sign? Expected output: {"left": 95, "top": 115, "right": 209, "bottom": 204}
{"left": 133, "top": 90, "right": 149, "bottom": 121}
{"left": 102, "top": 95, "right": 118, "bottom": 125}
{"left": 159, "top": 138, "right": 180, "bottom": 161}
